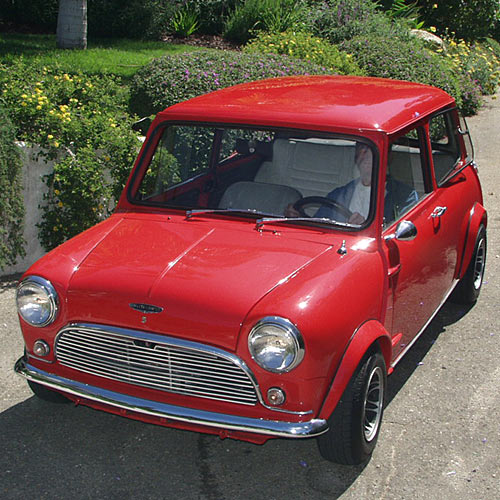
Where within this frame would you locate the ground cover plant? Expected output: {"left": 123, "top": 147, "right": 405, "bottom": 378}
{"left": 129, "top": 49, "right": 331, "bottom": 116}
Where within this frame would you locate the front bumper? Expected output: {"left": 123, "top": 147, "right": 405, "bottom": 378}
{"left": 14, "top": 357, "right": 328, "bottom": 439}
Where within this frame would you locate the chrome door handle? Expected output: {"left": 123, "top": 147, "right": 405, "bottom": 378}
{"left": 431, "top": 206, "right": 447, "bottom": 218}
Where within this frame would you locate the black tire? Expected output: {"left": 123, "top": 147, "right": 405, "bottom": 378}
{"left": 28, "top": 380, "right": 70, "bottom": 404}
{"left": 317, "top": 351, "right": 387, "bottom": 465}
{"left": 452, "top": 225, "right": 486, "bottom": 305}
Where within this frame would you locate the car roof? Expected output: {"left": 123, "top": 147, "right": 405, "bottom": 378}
{"left": 157, "top": 75, "right": 455, "bottom": 136}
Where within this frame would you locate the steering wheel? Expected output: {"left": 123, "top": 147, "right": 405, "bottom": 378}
{"left": 293, "top": 196, "right": 353, "bottom": 220}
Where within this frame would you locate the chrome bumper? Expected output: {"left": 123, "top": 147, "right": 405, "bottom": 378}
{"left": 14, "top": 357, "right": 328, "bottom": 438}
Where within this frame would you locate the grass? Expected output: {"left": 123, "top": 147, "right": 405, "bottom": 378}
{"left": 0, "top": 33, "right": 195, "bottom": 78}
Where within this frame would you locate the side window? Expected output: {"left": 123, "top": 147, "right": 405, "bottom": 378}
{"left": 429, "top": 111, "right": 461, "bottom": 185}
{"left": 385, "top": 129, "right": 426, "bottom": 227}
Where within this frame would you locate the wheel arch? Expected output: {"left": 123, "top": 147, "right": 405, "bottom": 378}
{"left": 457, "top": 202, "right": 487, "bottom": 279}
{"left": 317, "top": 319, "right": 392, "bottom": 421}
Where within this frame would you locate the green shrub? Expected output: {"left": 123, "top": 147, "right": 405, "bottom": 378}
{"left": 439, "top": 39, "right": 500, "bottom": 96}
{"left": 308, "top": 0, "right": 392, "bottom": 44}
{"left": 0, "top": 61, "right": 141, "bottom": 249}
{"left": 0, "top": 0, "right": 176, "bottom": 40}
{"left": 129, "top": 50, "right": 331, "bottom": 115}
{"left": 340, "top": 31, "right": 481, "bottom": 114}
{"left": 416, "top": 0, "right": 500, "bottom": 41}
{"left": 453, "top": 73, "right": 483, "bottom": 118}
{"left": 184, "top": 1, "right": 238, "bottom": 36}
{"left": 224, "top": 0, "right": 309, "bottom": 44}
{"left": 89, "top": 0, "right": 177, "bottom": 40}
{"left": 0, "top": 105, "right": 25, "bottom": 270}
{"left": 244, "top": 30, "right": 364, "bottom": 75}
{"left": 0, "top": 0, "right": 58, "bottom": 33}
{"left": 484, "top": 38, "right": 500, "bottom": 59}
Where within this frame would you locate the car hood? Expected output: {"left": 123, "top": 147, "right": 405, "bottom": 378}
{"left": 65, "top": 215, "right": 332, "bottom": 350}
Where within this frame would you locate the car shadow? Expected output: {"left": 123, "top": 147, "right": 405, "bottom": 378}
{"left": 0, "top": 273, "right": 21, "bottom": 292}
{"left": 385, "top": 300, "right": 473, "bottom": 404}
{"left": 0, "top": 300, "right": 473, "bottom": 500}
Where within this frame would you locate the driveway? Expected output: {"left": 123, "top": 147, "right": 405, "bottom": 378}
{"left": 1, "top": 94, "right": 498, "bottom": 500}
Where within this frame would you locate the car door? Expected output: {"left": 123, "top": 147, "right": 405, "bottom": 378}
{"left": 383, "top": 116, "right": 466, "bottom": 365}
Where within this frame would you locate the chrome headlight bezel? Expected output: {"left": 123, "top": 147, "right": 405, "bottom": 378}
{"left": 248, "top": 316, "right": 305, "bottom": 373}
{"left": 16, "top": 276, "right": 59, "bottom": 327}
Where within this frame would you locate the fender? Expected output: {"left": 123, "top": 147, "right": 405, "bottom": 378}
{"left": 456, "top": 202, "right": 487, "bottom": 279}
{"left": 317, "top": 320, "right": 392, "bottom": 421}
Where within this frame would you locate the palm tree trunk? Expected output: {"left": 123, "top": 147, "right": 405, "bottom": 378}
{"left": 56, "top": 0, "right": 87, "bottom": 49}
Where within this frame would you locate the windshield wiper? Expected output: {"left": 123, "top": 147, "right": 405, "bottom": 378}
{"left": 186, "top": 208, "right": 274, "bottom": 220}
{"left": 255, "top": 217, "right": 350, "bottom": 230}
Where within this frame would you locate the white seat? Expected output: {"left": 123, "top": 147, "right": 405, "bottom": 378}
{"left": 254, "top": 138, "right": 356, "bottom": 198}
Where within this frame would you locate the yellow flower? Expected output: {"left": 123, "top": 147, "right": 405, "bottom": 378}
{"left": 53, "top": 141, "right": 60, "bottom": 148}
{"left": 53, "top": 226, "right": 59, "bottom": 232}
{"left": 21, "top": 102, "right": 27, "bottom": 107}
{"left": 36, "top": 105, "right": 42, "bottom": 110}
{"left": 58, "top": 201, "right": 64, "bottom": 208}
{"left": 110, "top": 123, "right": 116, "bottom": 128}
{"left": 104, "top": 155, "right": 111, "bottom": 161}
{"left": 48, "top": 134, "right": 54, "bottom": 140}
{"left": 429, "top": 26, "right": 437, "bottom": 33}
{"left": 433, "top": 3, "right": 438, "bottom": 8}
{"left": 54, "top": 189, "right": 60, "bottom": 195}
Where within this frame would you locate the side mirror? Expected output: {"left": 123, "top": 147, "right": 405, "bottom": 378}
{"left": 385, "top": 220, "right": 417, "bottom": 242}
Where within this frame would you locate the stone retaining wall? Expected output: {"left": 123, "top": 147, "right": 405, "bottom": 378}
{"left": 2, "top": 144, "right": 53, "bottom": 276}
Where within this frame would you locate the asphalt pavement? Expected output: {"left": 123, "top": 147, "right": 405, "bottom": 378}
{"left": 1, "top": 94, "right": 499, "bottom": 500}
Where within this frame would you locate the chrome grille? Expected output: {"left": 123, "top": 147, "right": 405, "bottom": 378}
{"left": 55, "top": 324, "right": 258, "bottom": 406}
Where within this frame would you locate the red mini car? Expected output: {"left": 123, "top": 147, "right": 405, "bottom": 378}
{"left": 15, "top": 76, "right": 487, "bottom": 464}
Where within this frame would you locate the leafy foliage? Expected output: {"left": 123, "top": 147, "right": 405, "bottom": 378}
{"left": 439, "top": 39, "right": 500, "bottom": 96}
{"left": 0, "top": 105, "right": 25, "bottom": 270}
{"left": 384, "top": 0, "right": 424, "bottom": 29}
{"left": 224, "top": 0, "right": 309, "bottom": 44}
{"left": 185, "top": 0, "right": 239, "bottom": 36}
{"left": 171, "top": 6, "right": 200, "bottom": 37}
{"left": 340, "top": 31, "right": 479, "bottom": 113}
{"left": 0, "top": 61, "right": 141, "bottom": 249}
{"left": 129, "top": 50, "right": 330, "bottom": 116}
{"left": 415, "top": 0, "right": 500, "bottom": 41}
{"left": 308, "top": 0, "right": 391, "bottom": 44}
{"left": 244, "top": 30, "right": 364, "bottom": 75}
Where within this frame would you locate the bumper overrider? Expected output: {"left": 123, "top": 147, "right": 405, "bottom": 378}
{"left": 14, "top": 357, "right": 328, "bottom": 438}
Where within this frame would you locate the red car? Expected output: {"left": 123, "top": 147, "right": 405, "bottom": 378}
{"left": 15, "top": 76, "right": 487, "bottom": 464}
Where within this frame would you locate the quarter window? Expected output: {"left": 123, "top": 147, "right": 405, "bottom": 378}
{"left": 429, "top": 111, "right": 461, "bottom": 185}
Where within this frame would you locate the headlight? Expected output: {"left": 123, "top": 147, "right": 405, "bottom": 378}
{"left": 248, "top": 316, "right": 304, "bottom": 373}
{"left": 16, "top": 276, "right": 59, "bottom": 327}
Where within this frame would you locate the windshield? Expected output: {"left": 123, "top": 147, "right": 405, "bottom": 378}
{"left": 131, "top": 125, "right": 376, "bottom": 227}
